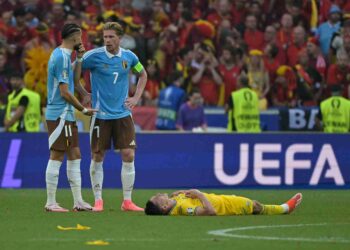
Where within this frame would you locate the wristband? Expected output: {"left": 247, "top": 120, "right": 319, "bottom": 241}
{"left": 77, "top": 57, "right": 83, "bottom": 63}
{"left": 82, "top": 108, "right": 88, "bottom": 114}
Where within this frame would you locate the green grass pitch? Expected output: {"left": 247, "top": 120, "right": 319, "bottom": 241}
{"left": 1, "top": 189, "right": 349, "bottom": 250}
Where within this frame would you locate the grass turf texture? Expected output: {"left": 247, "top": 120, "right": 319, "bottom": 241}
{"left": 0, "top": 189, "right": 349, "bottom": 250}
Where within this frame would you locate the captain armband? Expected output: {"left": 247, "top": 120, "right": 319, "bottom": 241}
{"left": 132, "top": 62, "right": 144, "bottom": 73}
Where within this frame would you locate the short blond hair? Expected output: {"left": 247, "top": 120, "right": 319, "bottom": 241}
{"left": 103, "top": 22, "right": 124, "bottom": 36}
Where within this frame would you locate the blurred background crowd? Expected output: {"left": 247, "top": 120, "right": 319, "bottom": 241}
{"left": 1, "top": 0, "right": 350, "bottom": 131}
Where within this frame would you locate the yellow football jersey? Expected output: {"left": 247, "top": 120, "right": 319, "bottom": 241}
{"left": 169, "top": 193, "right": 253, "bottom": 216}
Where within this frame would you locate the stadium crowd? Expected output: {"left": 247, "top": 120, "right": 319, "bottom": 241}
{"left": 1, "top": 0, "right": 350, "bottom": 131}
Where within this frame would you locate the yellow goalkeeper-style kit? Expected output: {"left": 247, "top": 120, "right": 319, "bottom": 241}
{"left": 169, "top": 193, "right": 253, "bottom": 216}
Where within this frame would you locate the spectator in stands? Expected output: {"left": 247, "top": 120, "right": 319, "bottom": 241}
{"left": 226, "top": 74, "right": 261, "bottom": 132}
{"left": 0, "top": 51, "right": 12, "bottom": 101}
{"left": 330, "top": 19, "right": 350, "bottom": 62}
{"left": 306, "top": 37, "right": 327, "bottom": 80}
{"left": 270, "top": 65, "right": 297, "bottom": 107}
{"left": 207, "top": 0, "right": 232, "bottom": 28}
{"left": 176, "top": 47, "right": 194, "bottom": 93}
{"left": 245, "top": 49, "right": 270, "bottom": 110}
{"left": 6, "top": 7, "right": 35, "bottom": 72}
{"left": 218, "top": 45, "right": 241, "bottom": 104}
{"left": 287, "top": 1, "right": 308, "bottom": 29}
{"left": 143, "top": 59, "right": 160, "bottom": 106}
{"left": 156, "top": 71, "right": 186, "bottom": 130}
{"left": 294, "top": 49, "right": 322, "bottom": 106}
{"left": 48, "top": 2, "right": 65, "bottom": 44}
{"left": 191, "top": 43, "right": 223, "bottom": 105}
{"left": 248, "top": 0, "right": 265, "bottom": 30}
{"left": 316, "top": 4, "right": 342, "bottom": 56}
{"left": 263, "top": 25, "right": 286, "bottom": 64}
{"left": 4, "top": 71, "right": 41, "bottom": 132}
{"left": 243, "top": 14, "right": 264, "bottom": 51}
{"left": 22, "top": 22, "right": 56, "bottom": 71}
{"left": 177, "top": 10, "right": 196, "bottom": 50}
{"left": 326, "top": 48, "right": 350, "bottom": 98}
{"left": 317, "top": 84, "right": 350, "bottom": 132}
{"left": 144, "top": 0, "right": 170, "bottom": 58}
{"left": 231, "top": 0, "right": 248, "bottom": 26}
{"left": 263, "top": 43, "right": 281, "bottom": 85}
{"left": 277, "top": 13, "right": 294, "bottom": 52}
{"left": 287, "top": 26, "right": 306, "bottom": 66}
{"left": 176, "top": 88, "right": 207, "bottom": 131}
{"left": 24, "top": 6, "right": 39, "bottom": 28}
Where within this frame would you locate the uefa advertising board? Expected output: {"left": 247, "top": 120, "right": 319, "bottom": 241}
{"left": 0, "top": 133, "right": 349, "bottom": 189}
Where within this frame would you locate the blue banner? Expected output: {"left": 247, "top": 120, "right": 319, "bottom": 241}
{"left": 0, "top": 133, "right": 349, "bottom": 188}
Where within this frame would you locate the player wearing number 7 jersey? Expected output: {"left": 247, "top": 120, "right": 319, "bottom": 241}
{"left": 75, "top": 22, "right": 147, "bottom": 212}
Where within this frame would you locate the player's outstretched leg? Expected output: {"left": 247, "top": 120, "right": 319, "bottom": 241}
{"left": 121, "top": 161, "right": 144, "bottom": 212}
{"left": 255, "top": 192, "right": 302, "bottom": 215}
{"left": 285, "top": 193, "right": 303, "bottom": 214}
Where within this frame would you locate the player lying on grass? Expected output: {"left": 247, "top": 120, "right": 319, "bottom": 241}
{"left": 145, "top": 189, "right": 302, "bottom": 216}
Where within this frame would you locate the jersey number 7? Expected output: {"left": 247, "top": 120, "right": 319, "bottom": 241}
{"left": 113, "top": 72, "right": 119, "bottom": 84}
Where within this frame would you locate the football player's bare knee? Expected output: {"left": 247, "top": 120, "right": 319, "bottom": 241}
{"left": 67, "top": 147, "right": 81, "bottom": 160}
{"left": 121, "top": 148, "right": 135, "bottom": 162}
{"left": 93, "top": 151, "right": 105, "bottom": 162}
{"left": 253, "top": 201, "right": 263, "bottom": 214}
{"left": 50, "top": 150, "right": 65, "bottom": 162}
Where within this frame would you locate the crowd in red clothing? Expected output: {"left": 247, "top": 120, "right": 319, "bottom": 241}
{"left": 1, "top": 0, "right": 350, "bottom": 109}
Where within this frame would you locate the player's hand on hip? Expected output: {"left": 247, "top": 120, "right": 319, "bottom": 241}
{"left": 82, "top": 107, "right": 98, "bottom": 116}
{"left": 124, "top": 97, "right": 138, "bottom": 110}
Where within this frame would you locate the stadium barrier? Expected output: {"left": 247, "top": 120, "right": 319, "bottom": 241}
{"left": 0, "top": 132, "right": 349, "bottom": 189}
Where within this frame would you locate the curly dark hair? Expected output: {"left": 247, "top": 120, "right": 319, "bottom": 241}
{"left": 144, "top": 200, "right": 165, "bottom": 215}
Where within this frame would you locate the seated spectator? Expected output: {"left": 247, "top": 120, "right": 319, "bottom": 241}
{"left": 176, "top": 88, "right": 207, "bottom": 131}
{"left": 156, "top": 71, "right": 186, "bottom": 130}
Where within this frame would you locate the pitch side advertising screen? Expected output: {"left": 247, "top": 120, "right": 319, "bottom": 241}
{"left": 0, "top": 133, "right": 349, "bottom": 188}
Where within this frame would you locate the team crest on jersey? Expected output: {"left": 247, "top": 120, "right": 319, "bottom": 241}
{"left": 187, "top": 208, "right": 194, "bottom": 215}
{"left": 103, "top": 64, "right": 109, "bottom": 68}
{"left": 122, "top": 60, "right": 128, "bottom": 69}
{"left": 62, "top": 70, "right": 68, "bottom": 79}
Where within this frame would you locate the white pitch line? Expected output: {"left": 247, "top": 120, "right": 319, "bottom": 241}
{"left": 208, "top": 223, "right": 350, "bottom": 244}
{"left": 26, "top": 238, "right": 220, "bottom": 243}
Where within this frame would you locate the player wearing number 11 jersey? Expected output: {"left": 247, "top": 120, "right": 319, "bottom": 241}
{"left": 76, "top": 22, "right": 147, "bottom": 212}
